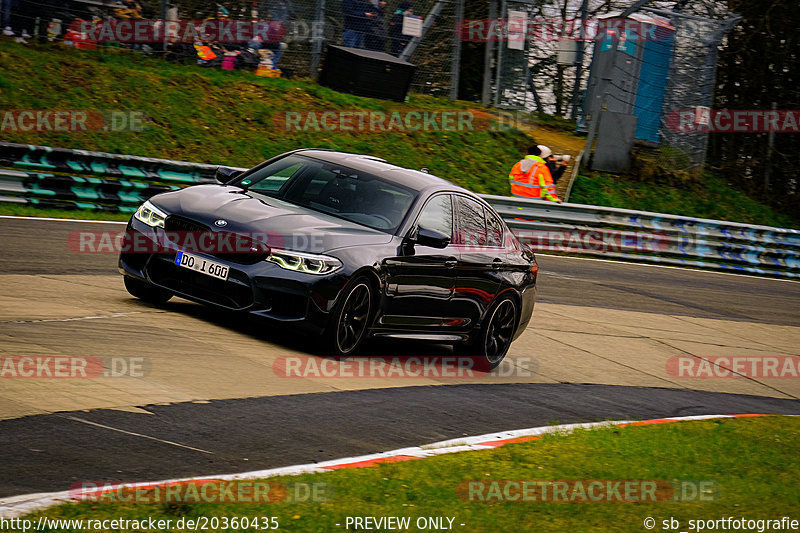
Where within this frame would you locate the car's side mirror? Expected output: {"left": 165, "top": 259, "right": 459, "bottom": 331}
{"left": 215, "top": 166, "right": 241, "bottom": 184}
{"left": 414, "top": 226, "right": 451, "bottom": 249}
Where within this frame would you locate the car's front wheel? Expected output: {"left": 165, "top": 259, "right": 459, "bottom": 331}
{"left": 123, "top": 276, "right": 173, "bottom": 305}
{"left": 325, "top": 277, "right": 373, "bottom": 356}
{"left": 458, "top": 295, "right": 518, "bottom": 369}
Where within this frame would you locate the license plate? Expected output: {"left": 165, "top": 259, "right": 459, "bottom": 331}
{"left": 174, "top": 251, "right": 229, "bottom": 281}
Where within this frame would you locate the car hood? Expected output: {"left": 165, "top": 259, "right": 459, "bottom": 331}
{"left": 151, "top": 185, "right": 394, "bottom": 254}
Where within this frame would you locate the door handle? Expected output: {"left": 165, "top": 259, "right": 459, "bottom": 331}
{"left": 445, "top": 257, "right": 458, "bottom": 269}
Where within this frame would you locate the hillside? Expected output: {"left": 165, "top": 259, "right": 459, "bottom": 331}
{"left": 0, "top": 42, "right": 528, "bottom": 197}
{"left": 0, "top": 41, "right": 796, "bottom": 228}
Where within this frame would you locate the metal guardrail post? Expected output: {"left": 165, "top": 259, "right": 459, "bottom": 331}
{"left": 449, "top": 0, "right": 464, "bottom": 101}
{"left": 399, "top": 0, "right": 446, "bottom": 62}
{"left": 310, "top": 0, "right": 326, "bottom": 78}
{"left": 563, "top": 149, "right": 583, "bottom": 203}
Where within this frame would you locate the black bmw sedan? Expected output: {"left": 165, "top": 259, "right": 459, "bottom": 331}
{"left": 119, "top": 149, "right": 538, "bottom": 367}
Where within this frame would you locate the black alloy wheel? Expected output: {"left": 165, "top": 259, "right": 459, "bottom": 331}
{"left": 481, "top": 297, "right": 517, "bottom": 368}
{"left": 330, "top": 279, "right": 373, "bottom": 355}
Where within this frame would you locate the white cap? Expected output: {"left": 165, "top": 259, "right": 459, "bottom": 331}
{"left": 537, "top": 145, "right": 552, "bottom": 158}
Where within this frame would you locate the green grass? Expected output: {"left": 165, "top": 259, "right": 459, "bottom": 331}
{"left": 0, "top": 203, "right": 130, "bottom": 221}
{"left": 9, "top": 416, "right": 799, "bottom": 532}
{"left": 0, "top": 41, "right": 528, "bottom": 197}
{"left": 530, "top": 111, "right": 579, "bottom": 133}
{"left": 1, "top": 41, "right": 796, "bottom": 228}
{"left": 569, "top": 171, "right": 798, "bottom": 228}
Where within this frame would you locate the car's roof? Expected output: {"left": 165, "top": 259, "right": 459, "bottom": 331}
{"left": 294, "top": 149, "right": 469, "bottom": 195}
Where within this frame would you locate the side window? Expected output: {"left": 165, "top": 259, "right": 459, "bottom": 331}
{"left": 416, "top": 194, "right": 453, "bottom": 239}
{"left": 455, "top": 196, "right": 487, "bottom": 246}
{"left": 485, "top": 209, "right": 504, "bottom": 247}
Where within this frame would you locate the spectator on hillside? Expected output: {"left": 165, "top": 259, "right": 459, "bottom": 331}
{"left": 166, "top": 41, "right": 196, "bottom": 63}
{"left": 342, "top": 0, "right": 375, "bottom": 49}
{"left": 388, "top": 1, "right": 412, "bottom": 56}
{"left": 251, "top": 0, "right": 292, "bottom": 69}
{"left": 35, "top": 0, "right": 74, "bottom": 43}
{"left": 260, "top": 0, "right": 291, "bottom": 24}
{"left": 4, "top": 0, "right": 36, "bottom": 41}
{"left": 545, "top": 151, "right": 568, "bottom": 184}
{"left": 364, "top": 0, "right": 387, "bottom": 52}
{"left": 114, "top": 0, "right": 143, "bottom": 19}
{"left": 1, "top": 0, "right": 15, "bottom": 36}
{"left": 508, "top": 144, "right": 562, "bottom": 203}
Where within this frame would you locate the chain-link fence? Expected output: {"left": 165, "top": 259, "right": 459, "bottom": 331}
{"left": 3, "top": 0, "right": 460, "bottom": 96}
{"left": 492, "top": 0, "right": 534, "bottom": 109}
{"left": 320, "top": 0, "right": 460, "bottom": 96}
{"left": 654, "top": 8, "right": 739, "bottom": 172}
{"left": 402, "top": 0, "right": 459, "bottom": 97}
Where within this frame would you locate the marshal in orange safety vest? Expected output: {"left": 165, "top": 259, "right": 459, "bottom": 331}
{"left": 194, "top": 43, "right": 217, "bottom": 61}
{"left": 508, "top": 154, "right": 561, "bottom": 202}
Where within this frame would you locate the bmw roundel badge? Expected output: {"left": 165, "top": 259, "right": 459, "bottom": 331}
{"left": 214, "top": 219, "right": 228, "bottom": 227}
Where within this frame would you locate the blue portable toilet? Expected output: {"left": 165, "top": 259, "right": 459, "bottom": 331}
{"left": 579, "top": 12, "right": 675, "bottom": 143}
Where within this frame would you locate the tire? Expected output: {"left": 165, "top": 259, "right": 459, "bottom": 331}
{"left": 458, "top": 295, "right": 518, "bottom": 369}
{"left": 124, "top": 276, "right": 173, "bottom": 305}
{"left": 325, "top": 277, "right": 374, "bottom": 356}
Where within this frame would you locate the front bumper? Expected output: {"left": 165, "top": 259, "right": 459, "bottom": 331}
{"left": 118, "top": 219, "right": 349, "bottom": 334}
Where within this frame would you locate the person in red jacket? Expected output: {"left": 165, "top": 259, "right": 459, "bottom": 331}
{"left": 508, "top": 145, "right": 562, "bottom": 202}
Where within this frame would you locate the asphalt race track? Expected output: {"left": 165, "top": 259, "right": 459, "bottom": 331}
{"left": 2, "top": 385, "right": 799, "bottom": 498}
{"left": 1, "top": 217, "right": 799, "bottom": 499}
{"left": 1, "top": 218, "right": 798, "bottom": 325}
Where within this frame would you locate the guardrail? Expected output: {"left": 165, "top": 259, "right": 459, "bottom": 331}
{"left": 483, "top": 195, "right": 799, "bottom": 278}
{"left": 0, "top": 142, "right": 797, "bottom": 279}
{"left": 0, "top": 142, "right": 244, "bottom": 213}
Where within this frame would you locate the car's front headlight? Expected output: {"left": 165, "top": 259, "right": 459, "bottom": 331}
{"left": 266, "top": 248, "right": 342, "bottom": 275}
{"left": 134, "top": 200, "right": 168, "bottom": 228}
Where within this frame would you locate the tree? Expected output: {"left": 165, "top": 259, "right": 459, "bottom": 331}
{"left": 710, "top": 0, "right": 799, "bottom": 221}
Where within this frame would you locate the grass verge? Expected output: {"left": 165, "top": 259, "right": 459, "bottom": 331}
{"left": 569, "top": 171, "right": 798, "bottom": 228}
{"left": 0, "top": 203, "right": 130, "bottom": 221}
{"left": 9, "top": 416, "right": 799, "bottom": 532}
{"left": 0, "top": 41, "right": 528, "bottom": 197}
{"left": 1, "top": 41, "right": 796, "bottom": 227}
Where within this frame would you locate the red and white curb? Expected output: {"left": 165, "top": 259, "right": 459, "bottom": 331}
{"left": 0, "top": 414, "right": 774, "bottom": 518}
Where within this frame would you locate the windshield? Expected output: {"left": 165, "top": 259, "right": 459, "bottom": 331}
{"left": 236, "top": 155, "right": 418, "bottom": 233}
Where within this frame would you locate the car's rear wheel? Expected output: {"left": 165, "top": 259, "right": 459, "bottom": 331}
{"left": 124, "top": 276, "right": 173, "bottom": 305}
{"left": 458, "top": 295, "right": 518, "bottom": 369}
{"left": 326, "top": 277, "right": 373, "bottom": 356}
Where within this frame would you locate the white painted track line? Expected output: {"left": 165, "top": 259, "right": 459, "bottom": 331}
{"left": 0, "top": 414, "right": 781, "bottom": 519}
